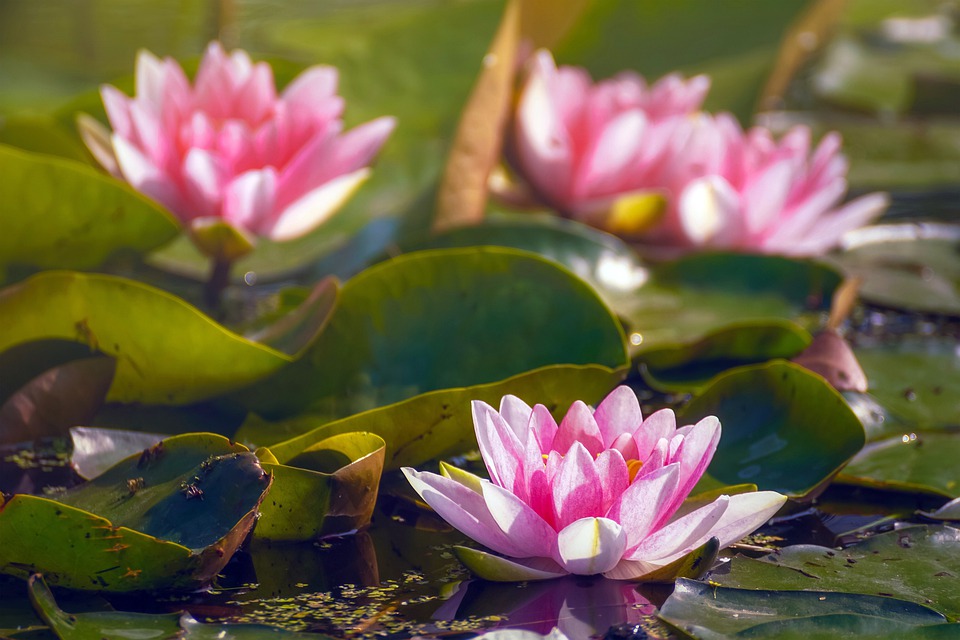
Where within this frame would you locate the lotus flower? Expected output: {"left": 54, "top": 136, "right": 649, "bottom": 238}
{"left": 402, "top": 387, "right": 786, "bottom": 581}
{"left": 643, "top": 113, "right": 890, "bottom": 256}
{"left": 83, "top": 42, "right": 395, "bottom": 260}
{"left": 505, "top": 50, "right": 888, "bottom": 255}
{"left": 501, "top": 49, "right": 709, "bottom": 235}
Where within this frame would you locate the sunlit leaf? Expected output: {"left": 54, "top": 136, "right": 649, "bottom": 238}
{"left": 839, "top": 432, "right": 960, "bottom": 499}
{"left": 0, "top": 272, "right": 292, "bottom": 405}
{"left": 0, "top": 144, "right": 179, "bottom": 277}
{"left": 244, "top": 363, "right": 626, "bottom": 470}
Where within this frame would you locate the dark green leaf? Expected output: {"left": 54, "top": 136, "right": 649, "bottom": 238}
{"left": 660, "top": 577, "right": 952, "bottom": 640}
{"left": 839, "top": 432, "right": 960, "bottom": 498}
{"left": 711, "top": 525, "right": 960, "bottom": 621}
{"left": 681, "top": 361, "right": 865, "bottom": 499}
{"left": 238, "top": 248, "right": 628, "bottom": 419}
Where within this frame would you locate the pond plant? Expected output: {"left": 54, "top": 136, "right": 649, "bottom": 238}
{"left": 1, "top": 1, "right": 960, "bottom": 639}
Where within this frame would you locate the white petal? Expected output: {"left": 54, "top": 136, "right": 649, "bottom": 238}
{"left": 556, "top": 517, "right": 626, "bottom": 575}
{"left": 266, "top": 168, "right": 368, "bottom": 241}
{"left": 677, "top": 175, "right": 743, "bottom": 247}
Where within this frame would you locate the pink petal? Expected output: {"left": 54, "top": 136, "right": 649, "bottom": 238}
{"left": 552, "top": 401, "right": 603, "bottom": 456}
{"left": 595, "top": 449, "right": 629, "bottom": 515}
{"left": 556, "top": 517, "right": 626, "bottom": 575}
{"left": 551, "top": 442, "right": 602, "bottom": 528}
{"left": 402, "top": 468, "right": 527, "bottom": 557}
{"left": 499, "top": 395, "right": 533, "bottom": 441}
{"left": 267, "top": 168, "right": 368, "bottom": 241}
{"left": 625, "top": 495, "right": 729, "bottom": 562}
{"left": 470, "top": 400, "right": 525, "bottom": 495}
{"left": 101, "top": 85, "right": 135, "bottom": 140}
{"left": 655, "top": 417, "right": 721, "bottom": 525}
{"left": 594, "top": 386, "right": 643, "bottom": 448}
{"left": 529, "top": 404, "right": 559, "bottom": 454}
{"left": 633, "top": 409, "right": 676, "bottom": 462}
{"left": 236, "top": 62, "right": 277, "bottom": 125}
{"left": 607, "top": 462, "right": 679, "bottom": 552}
{"left": 741, "top": 158, "right": 795, "bottom": 236}
{"left": 573, "top": 110, "right": 647, "bottom": 199}
{"left": 112, "top": 133, "right": 184, "bottom": 215}
{"left": 222, "top": 168, "right": 277, "bottom": 233}
{"left": 134, "top": 49, "right": 167, "bottom": 110}
{"left": 482, "top": 482, "right": 558, "bottom": 557}
{"left": 791, "top": 192, "right": 890, "bottom": 255}
{"left": 181, "top": 148, "right": 224, "bottom": 219}
{"left": 282, "top": 65, "right": 340, "bottom": 112}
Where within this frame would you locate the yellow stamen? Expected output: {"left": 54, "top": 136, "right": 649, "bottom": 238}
{"left": 626, "top": 459, "right": 644, "bottom": 482}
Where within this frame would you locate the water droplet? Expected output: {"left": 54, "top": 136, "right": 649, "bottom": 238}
{"left": 244, "top": 271, "right": 258, "bottom": 286}
{"left": 630, "top": 333, "right": 643, "bottom": 346}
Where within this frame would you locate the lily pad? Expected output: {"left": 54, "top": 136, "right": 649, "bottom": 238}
{"left": 838, "top": 432, "right": 960, "bottom": 499}
{"left": 238, "top": 248, "right": 628, "bottom": 419}
{"left": 28, "top": 573, "right": 334, "bottom": 640}
{"left": 245, "top": 363, "right": 626, "bottom": 470}
{"left": 0, "top": 271, "right": 292, "bottom": 405}
{"left": 255, "top": 432, "right": 385, "bottom": 541}
{"left": 855, "top": 338, "right": 960, "bottom": 435}
{"left": 660, "top": 577, "right": 954, "bottom": 639}
{"left": 830, "top": 224, "right": 960, "bottom": 316}
{"left": 680, "top": 361, "right": 865, "bottom": 500}
{"left": 0, "top": 438, "right": 270, "bottom": 590}
{"left": 710, "top": 525, "right": 960, "bottom": 621}
{"left": 0, "top": 144, "right": 179, "bottom": 277}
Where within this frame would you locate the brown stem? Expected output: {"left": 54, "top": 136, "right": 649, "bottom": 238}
{"left": 204, "top": 257, "right": 232, "bottom": 313}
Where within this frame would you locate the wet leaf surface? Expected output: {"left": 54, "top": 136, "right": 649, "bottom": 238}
{"left": 710, "top": 525, "right": 960, "bottom": 620}
{"left": 660, "top": 577, "right": 954, "bottom": 639}
{"left": 839, "top": 433, "right": 960, "bottom": 498}
{"left": 682, "top": 361, "right": 865, "bottom": 500}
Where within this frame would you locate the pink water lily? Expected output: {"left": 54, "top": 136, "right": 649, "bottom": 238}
{"left": 83, "top": 42, "right": 395, "bottom": 258}
{"left": 644, "top": 113, "right": 890, "bottom": 256}
{"left": 505, "top": 50, "right": 888, "bottom": 255}
{"left": 402, "top": 387, "right": 785, "bottom": 581}
{"left": 502, "top": 49, "right": 708, "bottom": 235}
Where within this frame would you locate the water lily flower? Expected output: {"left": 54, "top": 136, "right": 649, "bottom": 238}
{"left": 83, "top": 42, "right": 395, "bottom": 261}
{"left": 499, "top": 49, "right": 709, "bottom": 236}
{"left": 644, "top": 113, "right": 890, "bottom": 256}
{"left": 402, "top": 387, "right": 786, "bottom": 581}
{"left": 503, "top": 50, "right": 888, "bottom": 255}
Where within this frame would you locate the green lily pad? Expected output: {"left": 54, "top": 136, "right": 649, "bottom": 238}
{"left": 28, "top": 573, "right": 334, "bottom": 640}
{"left": 711, "top": 525, "right": 960, "bottom": 621}
{"left": 0, "top": 114, "right": 88, "bottom": 161}
{"left": 238, "top": 248, "right": 628, "bottom": 420}
{"left": 0, "top": 440, "right": 270, "bottom": 590}
{"left": 680, "top": 361, "right": 865, "bottom": 500}
{"left": 244, "top": 363, "right": 626, "bottom": 470}
{"left": 830, "top": 224, "right": 960, "bottom": 316}
{"left": 0, "top": 144, "right": 179, "bottom": 278}
{"left": 255, "top": 432, "right": 385, "bottom": 541}
{"left": 838, "top": 432, "right": 960, "bottom": 499}
{"left": 660, "top": 577, "right": 953, "bottom": 640}
{"left": 623, "top": 254, "right": 837, "bottom": 381}
{"left": 855, "top": 338, "right": 960, "bottom": 435}
{"left": 0, "top": 271, "right": 292, "bottom": 405}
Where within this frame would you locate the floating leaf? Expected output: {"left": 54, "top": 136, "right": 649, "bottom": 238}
{"left": 255, "top": 432, "right": 385, "bottom": 541}
{"left": 839, "top": 433, "right": 960, "bottom": 499}
{"left": 28, "top": 574, "right": 333, "bottom": 640}
{"left": 854, "top": 338, "right": 960, "bottom": 435}
{"left": 0, "top": 356, "right": 115, "bottom": 444}
{"left": 711, "top": 525, "right": 960, "bottom": 621}
{"left": 660, "top": 577, "right": 952, "bottom": 640}
{"left": 831, "top": 224, "right": 960, "bottom": 316}
{"left": 0, "top": 272, "right": 292, "bottom": 405}
{"left": 0, "top": 441, "right": 269, "bottom": 590}
{"left": 0, "top": 144, "right": 179, "bottom": 276}
{"left": 246, "top": 363, "right": 626, "bottom": 470}
{"left": 0, "top": 114, "right": 87, "bottom": 161}
{"left": 681, "top": 361, "right": 865, "bottom": 500}
{"left": 238, "top": 248, "right": 627, "bottom": 420}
